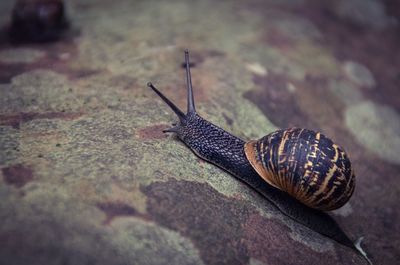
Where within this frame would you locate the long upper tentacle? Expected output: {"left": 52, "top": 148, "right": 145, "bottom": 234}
{"left": 185, "top": 49, "right": 196, "bottom": 114}
{"left": 147, "top": 82, "right": 186, "bottom": 122}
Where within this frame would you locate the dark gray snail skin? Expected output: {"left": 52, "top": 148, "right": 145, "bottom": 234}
{"left": 147, "top": 50, "right": 372, "bottom": 265}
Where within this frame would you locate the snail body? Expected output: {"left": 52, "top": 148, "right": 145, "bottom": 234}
{"left": 147, "top": 50, "right": 371, "bottom": 264}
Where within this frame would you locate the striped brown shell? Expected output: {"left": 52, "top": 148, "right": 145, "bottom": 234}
{"left": 244, "top": 128, "right": 355, "bottom": 211}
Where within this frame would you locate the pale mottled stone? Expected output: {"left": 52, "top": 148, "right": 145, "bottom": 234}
{"left": 246, "top": 62, "right": 268, "bottom": 76}
{"left": 334, "top": 0, "right": 396, "bottom": 30}
{"left": 286, "top": 82, "right": 297, "bottom": 93}
{"left": 345, "top": 101, "right": 400, "bottom": 164}
{"left": 0, "top": 70, "right": 83, "bottom": 113}
{"left": 343, "top": 61, "right": 376, "bottom": 88}
{"left": 249, "top": 258, "right": 267, "bottom": 265}
{"left": 0, "top": 48, "right": 46, "bottom": 64}
{"left": 328, "top": 79, "right": 364, "bottom": 106}
{"left": 109, "top": 218, "right": 205, "bottom": 265}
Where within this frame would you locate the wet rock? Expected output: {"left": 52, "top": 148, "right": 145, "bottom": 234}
{"left": 0, "top": 0, "right": 399, "bottom": 265}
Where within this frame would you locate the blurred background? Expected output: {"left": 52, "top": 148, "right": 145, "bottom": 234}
{"left": 0, "top": 0, "right": 399, "bottom": 264}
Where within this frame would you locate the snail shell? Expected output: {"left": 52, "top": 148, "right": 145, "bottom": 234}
{"left": 10, "top": 0, "right": 68, "bottom": 43}
{"left": 244, "top": 128, "right": 355, "bottom": 211}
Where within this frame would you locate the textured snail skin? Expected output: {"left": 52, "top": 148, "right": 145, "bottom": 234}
{"left": 147, "top": 50, "right": 372, "bottom": 264}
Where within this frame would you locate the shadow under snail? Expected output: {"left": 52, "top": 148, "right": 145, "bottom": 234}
{"left": 147, "top": 50, "right": 372, "bottom": 264}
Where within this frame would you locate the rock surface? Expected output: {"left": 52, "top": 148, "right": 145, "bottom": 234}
{"left": 0, "top": 0, "right": 399, "bottom": 264}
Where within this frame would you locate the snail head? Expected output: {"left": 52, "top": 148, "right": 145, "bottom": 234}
{"left": 147, "top": 49, "right": 197, "bottom": 134}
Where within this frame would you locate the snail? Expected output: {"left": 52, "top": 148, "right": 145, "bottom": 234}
{"left": 9, "top": 0, "right": 69, "bottom": 43}
{"left": 147, "top": 50, "right": 372, "bottom": 264}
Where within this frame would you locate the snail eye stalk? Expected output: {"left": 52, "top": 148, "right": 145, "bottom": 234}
{"left": 184, "top": 49, "right": 196, "bottom": 114}
{"left": 147, "top": 82, "right": 186, "bottom": 122}
{"left": 147, "top": 49, "right": 197, "bottom": 124}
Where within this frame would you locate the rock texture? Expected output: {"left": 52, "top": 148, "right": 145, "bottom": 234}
{"left": 0, "top": 0, "right": 399, "bottom": 264}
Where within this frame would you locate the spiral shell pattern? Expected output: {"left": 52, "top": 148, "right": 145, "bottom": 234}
{"left": 244, "top": 128, "right": 355, "bottom": 211}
